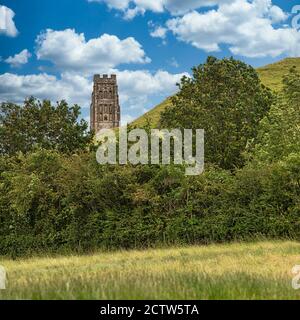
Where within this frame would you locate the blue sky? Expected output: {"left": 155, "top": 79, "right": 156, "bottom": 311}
{"left": 0, "top": 0, "right": 299, "bottom": 124}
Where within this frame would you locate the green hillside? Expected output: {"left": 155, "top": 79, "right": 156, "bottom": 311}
{"left": 132, "top": 57, "right": 300, "bottom": 128}
{"left": 257, "top": 57, "right": 300, "bottom": 91}
{"left": 132, "top": 97, "right": 173, "bottom": 128}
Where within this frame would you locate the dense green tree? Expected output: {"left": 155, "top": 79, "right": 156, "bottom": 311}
{"left": 0, "top": 98, "right": 93, "bottom": 155}
{"left": 160, "top": 56, "right": 274, "bottom": 169}
{"left": 252, "top": 67, "right": 300, "bottom": 163}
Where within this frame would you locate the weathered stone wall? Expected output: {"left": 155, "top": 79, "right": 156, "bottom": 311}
{"left": 90, "top": 74, "right": 120, "bottom": 133}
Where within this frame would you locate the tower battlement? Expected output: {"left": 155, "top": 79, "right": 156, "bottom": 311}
{"left": 90, "top": 74, "right": 120, "bottom": 133}
{"left": 93, "top": 74, "right": 117, "bottom": 82}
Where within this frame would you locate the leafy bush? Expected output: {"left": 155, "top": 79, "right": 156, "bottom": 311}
{"left": 1, "top": 149, "right": 299, "bottom": 257}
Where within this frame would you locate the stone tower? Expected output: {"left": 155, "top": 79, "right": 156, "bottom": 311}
{"left": 90, "top": 74, "right": 120, "bottom": 133}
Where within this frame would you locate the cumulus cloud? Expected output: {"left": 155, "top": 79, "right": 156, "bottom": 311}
{"left": 0, "top": 5, "right": 18, "bottom": 37}
{"left": 5, "top": 49, "right": 31, "bottom": 67}
{"left": 116, "top": 69, "right": 187, "bottom": 122}
{"left": 0, "top": 69, "right": 187, "bottom": 123}
{"left": 150, "top": 25, "right": 168, "bottom": 39}
{"left": 88, "top": 0, "right": 130, "bottom": 10}
{"left": 117, "top": 69, "right": 187, "bottom": 107}
{"left": 124, "top": 7, "right": 146, "bottom": 20}
{"left": 166, "top": 0, "right": 300, "bottom": 58}
{"left": 88, "top": 0, "right": 299, "bottom": 58}
{"left": 0, "top": 73, "right": 92, "bottom": 107}
{"left": 36, "top": 29, "right": 151, "bottom": 74}
{"left": 163, "top": 0, "right": 231, "bottom": 15}
{"left": 88, "top": 0, "right": 232, "bottom": 17}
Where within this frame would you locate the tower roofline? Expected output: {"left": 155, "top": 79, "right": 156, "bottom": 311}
{"left": 94, "top": 74, "right": 117, "bottom": 81}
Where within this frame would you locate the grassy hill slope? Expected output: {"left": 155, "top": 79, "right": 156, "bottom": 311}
{"left": 132, "top": 57, "right": 300, "bottom": 128}
{"left": 1, "top": 241, "right": 299, "bottom": 299}
{"left": 132, "top": 97, "right": 173, "bottom": 128}
{"left": 257, "top": 57, "right": 300, "bottom": 91}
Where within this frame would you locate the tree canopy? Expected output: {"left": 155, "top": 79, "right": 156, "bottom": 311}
{"left": 0, "top": 98, "right": 93, "bottom": 155}
{"left": 160, "top": 56, "right": 274, "bottom": 169}
{"left": 251, "top": 67, "right": 300, "bottom": 163}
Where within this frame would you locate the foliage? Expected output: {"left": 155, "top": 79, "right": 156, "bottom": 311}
{"left": 0, "top": 149, "right": 299, "bottom": 257}
{"left": 0, "top": 57, "right": 299, "bottom": 258}
{"left": 251, "top": 67, "right": 300, "bottom": 163}
{"left": 0, "top": 98, "right": 93, "bottom": 156}
{"left": 160, "top": 56, "right": 274, "bottom": 169}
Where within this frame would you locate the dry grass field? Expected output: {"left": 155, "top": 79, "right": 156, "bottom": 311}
{"left": 0, "top": 241, "right": 300, "bottom": 300}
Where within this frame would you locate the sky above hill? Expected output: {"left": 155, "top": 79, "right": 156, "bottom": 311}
{"left": 0, "top": 0, "right": 299, "bottom": 124}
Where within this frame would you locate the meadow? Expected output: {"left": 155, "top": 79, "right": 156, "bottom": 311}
{"left": 1, "top": 241, "right": 300, "bottom": 300}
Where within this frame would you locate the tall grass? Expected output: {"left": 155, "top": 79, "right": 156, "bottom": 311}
{"left": 0, "top": 241, "right": 300, "bottom": 300}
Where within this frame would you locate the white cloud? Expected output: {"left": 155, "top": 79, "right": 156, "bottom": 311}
{"left": 5, "top": 49, "right": 31, "bottom": 67}
{"left": 166, "top": 0, "right": 300, "bottom": 58}
{"left": 117, "top": 69, "right": 186, "bottom": 106}
{"left": 150, "top": 26, "right": 168, "bottom": 39}
{"left": 124, "top": 7, "right": 145, "bottom": 20}
{"left": 163, "top": 0, "right": 231, "bottom": 15}
{"left": 0, "top": 73, "right": 92, "bottom": 107}
{"left": 88, "top": 0, "right": 300, "bottom": 58}
{"left": 36, "top": 29, "right": 151, "bottom": 74}
{"left": 0, "top": 69, "right": 187, "bottom": 122}
{"left": 116, "top": 69, "right": 188, "bottom": 121}
{"left": 134, "top": 0, "right": 165, "bottom": 12}
{"left": 88, "top": 0, "right": 130, "bottom": 10}
{"left": 268, "top": 4, "right": 287, "bottom": 23}
{"left": 88, "top": 0, "right": 233, "bottom": 17}
{"left": 0, "top": 5, "right": 18, "bottom": 37}
{"left": 88, "top": 0, "right": 148, "bottom": 19}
